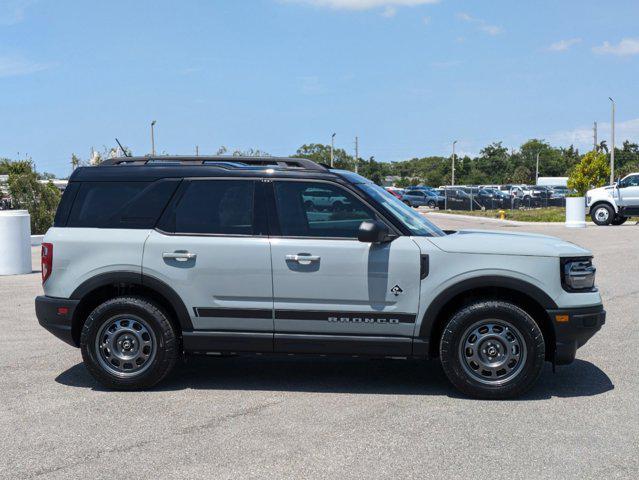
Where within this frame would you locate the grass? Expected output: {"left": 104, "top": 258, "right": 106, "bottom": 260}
{"left": 432, "top": 207, "right": 638, "bottom": 223}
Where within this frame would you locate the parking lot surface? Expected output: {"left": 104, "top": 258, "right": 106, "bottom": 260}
{"left": 1, "top": 218, "right": 637, "bottom": 479}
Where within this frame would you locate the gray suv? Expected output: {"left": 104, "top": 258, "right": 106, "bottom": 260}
{"left": 36, "top": 156, "right": 605, "bottom": 398}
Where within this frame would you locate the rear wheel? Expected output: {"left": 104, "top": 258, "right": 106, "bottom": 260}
{"left": 427, "top": 200, "right": 436, "bottom": 208}
{"left": 591, "top": 204, "right": 614, "bottom": 226}
{"left": 80, "top": 296, "right": 178, "bottom": 390}
{"left": 439, "top": 301, "right": 545, "bottom": 399}
{"left": 612, "top": 215, "right": 628, "bottom": 226}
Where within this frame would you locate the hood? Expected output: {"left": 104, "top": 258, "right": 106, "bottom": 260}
{"left": 588, "top": 185, "right": 616, "bottom": 197}
{"left": 426, "top": 229, "right": 591, "bottom": 257}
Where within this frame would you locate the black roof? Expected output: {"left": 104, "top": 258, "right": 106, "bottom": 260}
{"left": 70, "top": 156, "right": 341, "bottom": 182}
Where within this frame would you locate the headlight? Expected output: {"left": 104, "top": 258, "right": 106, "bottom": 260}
{"left": 561, "top": 257, "right": 596, "bottom": 291}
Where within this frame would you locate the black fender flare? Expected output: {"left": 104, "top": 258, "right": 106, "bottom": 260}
{"left": 417, "top": 275, "right": 558, "bottom": 339}
{"left": 70, "top": 271, "right": 193, "bottom": 331}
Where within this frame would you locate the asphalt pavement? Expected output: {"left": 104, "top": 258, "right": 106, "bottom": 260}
{"left": 1, "top": 218, "right": 637, "bottom": 479}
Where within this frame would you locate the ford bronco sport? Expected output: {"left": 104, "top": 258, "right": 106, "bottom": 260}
{"left": 36, "top": 156, "right": 605, "bottom": 399}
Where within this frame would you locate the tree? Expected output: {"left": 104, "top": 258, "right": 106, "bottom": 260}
{"left": 295, "top": 143, "right": 356, "bottom": 171}
{"left": 6, "top": 160, "right": 61, "bottom": 234}
{"left": 567, "top": 151, "right": 610, "bottom": 196}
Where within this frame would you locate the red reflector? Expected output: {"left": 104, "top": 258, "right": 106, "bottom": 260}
{"left": 57, "top": 307, "right": 69, "bottom": 315}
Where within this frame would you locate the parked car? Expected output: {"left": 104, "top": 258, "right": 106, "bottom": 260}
{"left": 384, "top": 187, "right": 404, "bottom": 199}
{"left": 401, "top": 189, "right": 444, "bottom": 208}
{"left": 36, "top": 155, "right": 605, "bottom": 399}
{"left": 587, "top": 172, "right": 639, "bottom": 225}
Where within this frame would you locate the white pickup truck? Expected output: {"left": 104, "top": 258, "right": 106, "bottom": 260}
{"left": 586, "top": 173, "right": 639, "bottom": 225}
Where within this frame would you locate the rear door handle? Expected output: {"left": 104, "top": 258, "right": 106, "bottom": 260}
{"left": 163, "top": 251, "right": 197, "bottom": 262}
{"left": 285, "top": 254, "right": 321, "bottom": 263}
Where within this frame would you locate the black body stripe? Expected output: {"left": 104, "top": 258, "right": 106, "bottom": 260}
{"left": 194, "top": 308, "right": 272, "bottom": 319}
{"left": 193, "top": 308, "right": 416, "bottom": 324}
{"left": 275, "top": 310, "right": 416, "bottom": 324}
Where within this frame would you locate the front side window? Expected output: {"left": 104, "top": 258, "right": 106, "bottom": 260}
{"left": 355, "top": 182, "right": 445, "bottom": 237}
{"left": 170, "top": 180, "right": 255, "bottom": 235}
{"left": 273, "top": 181, "right": 375, "bottom": 238}
{"left": 624, "top": 175, "right": 639, "bottom": 187}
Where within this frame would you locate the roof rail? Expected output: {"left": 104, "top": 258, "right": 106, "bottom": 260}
{"left": 100, "top": 155, "right": 327, "bottom": 171}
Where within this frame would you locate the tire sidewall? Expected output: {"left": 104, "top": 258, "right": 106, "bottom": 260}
{"left": 80, "top": 297, "right": 176, "bottom": 389}
{"left": 591, "top": 204, "right": 613, "bottom": 226}
{"left": 440, "top": 302, "right": 545, "bottom": 399}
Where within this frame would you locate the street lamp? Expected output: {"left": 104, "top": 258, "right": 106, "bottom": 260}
{"left": 451, "top": 140, "right": 457, "bottom": 186}
{"left": 535, "top": 151, "right": 540, "bottom": 185}
{"left": 609, "top": 97, "right": 615, "bottom": 185}
{"left": 330, "top": 133, "right": 336, "bottom": 167}
{"left": 151, "top": 120, "right": 157, "bottom": 156}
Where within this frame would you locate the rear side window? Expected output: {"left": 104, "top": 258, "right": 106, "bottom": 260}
{"left": 66, "top": 180, "right": 179, "bottom": 228}
{"left": 165, "top": 180, "right": 256, "bottom": 235}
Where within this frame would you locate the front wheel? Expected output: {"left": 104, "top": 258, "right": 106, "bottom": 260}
{"left": 591, "top": 204, "right": 614, "bottom": 226}
{"left": 439, "top": 301, "right": 545, "bottom": 399}
{"left": 80, "top": 296, "right": 178, "bottom": 390}
{"left": 427, "top": 200, "right": 436, "bottom": 208}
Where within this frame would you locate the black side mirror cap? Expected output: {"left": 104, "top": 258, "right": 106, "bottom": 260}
{"left": 358, "top": 220, "right": 392, "bottom": 243}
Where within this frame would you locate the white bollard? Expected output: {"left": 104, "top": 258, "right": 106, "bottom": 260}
{"left": 0, "top": 210, "right": 33, "bottom": 275}
{"left": 565, "top": 197, "right": 586, "bottom": 228}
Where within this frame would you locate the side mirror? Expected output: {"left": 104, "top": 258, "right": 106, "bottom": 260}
{"left": 358, "top": 220, "right": 391, "bottom": 243}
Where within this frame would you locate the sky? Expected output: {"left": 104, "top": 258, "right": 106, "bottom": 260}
{"left": 1, "top": 0, "right": 638, "bottom": 177}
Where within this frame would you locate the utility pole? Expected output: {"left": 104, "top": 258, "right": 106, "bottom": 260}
{"left": 195, "top": 145, "right": 199, "bottom": 156}
{"left": 151, "top": 120, "right": 157, "bottom": 156}
{"left": 609, "top": 97, "right": 615, "bottom": 184}
{"left": 451, "top": 140, "right": 457, "bottom": 186}
{"left": 354, "top": 136, "right": 359, "bottom": 173}
{"left": 330, "top": 133, "right": 336, "bottom": 167}
{"left": 593, "top": 121, "right": 598, "bottom": 151}
{"left": 535, "top": 152, "right": 540, "bottom": 185}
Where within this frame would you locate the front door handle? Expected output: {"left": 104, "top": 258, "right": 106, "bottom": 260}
{"left": 163, "top": 251, "right": 197, "bottom": 262}
{"left": 285, "top": 254, "right": 321, "bottom": 263}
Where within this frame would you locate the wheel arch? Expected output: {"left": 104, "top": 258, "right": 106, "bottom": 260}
{"left": 69, "top": 271, "right": 192, "bottom": 346}
{"left": 590, "top": 200, "right": 618, "bottom": 214}
{"left": 417, "top": 276, "right": 557, "bottom": 360}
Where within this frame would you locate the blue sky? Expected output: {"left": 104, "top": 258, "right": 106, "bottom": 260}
{"left": 1, "top": 0, "right": 638, "bottom": 177}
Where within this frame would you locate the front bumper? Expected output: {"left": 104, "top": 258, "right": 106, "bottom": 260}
{"left": 546, "top": 304, "right": 605, "bottom": 365}
{"left": 35, "top": 295, "right": 80, "bottom": 347}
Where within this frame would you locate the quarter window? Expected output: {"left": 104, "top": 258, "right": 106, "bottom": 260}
{"left": 273, "top": 182, "right": 375, "bottom": 238}
{"left": 171, "top": 180, "right": 255, "bottom": 235}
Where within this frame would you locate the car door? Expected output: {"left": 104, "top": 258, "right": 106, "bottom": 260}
{"left": 618, "top": 174, "right": 639, "bottom": 210}
{"left": 142, "top": 178, "right": 274, "bottom": 352}
{"left": 267, "top": 179, "right": 421, "bottom": 356}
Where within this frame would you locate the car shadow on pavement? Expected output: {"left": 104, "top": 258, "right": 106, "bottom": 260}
{"left": 55, "top": 356, "right": 613, "bottom": 400}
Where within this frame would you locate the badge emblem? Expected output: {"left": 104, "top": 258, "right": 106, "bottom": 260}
{"left": 390, "top": 285, "right": 403, "bottom": 296}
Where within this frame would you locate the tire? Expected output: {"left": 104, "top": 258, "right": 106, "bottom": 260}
{"left": 612, "top": 215, "right": 628, "bottom": 226}
{"left": 80, "top": 296, "right": 178, "bottom": 390}
{"left": 427, "top": 200, "right": 436, "bottom": 208}
{"left": 591, "top": 203, "right": 614, "bottom": 226}
{"left": 403, "top": 200, "right": 412, "bottom": 206}
{"left": 439, "top": 300, "right": 545, "bottom": 399}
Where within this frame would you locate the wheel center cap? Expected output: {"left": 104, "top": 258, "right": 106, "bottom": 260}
{"left": 487, "top": 346, "right": 498, "bottom": 357}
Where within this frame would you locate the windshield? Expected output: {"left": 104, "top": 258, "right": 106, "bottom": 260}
{"left": 356, "top": 182, "right": 445, "bottom": 237}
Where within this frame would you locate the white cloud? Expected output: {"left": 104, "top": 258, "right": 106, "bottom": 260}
{"left": 381, "top": 6, "right": 396, "bottom": 17}
{"left": 0, "top": 0, "right": 35, "bottom": 26}
{"left": 0, "top": 55, "right": 51, "bottom": 77}
{"left": 548, "top": 118, "right": 639, "bottom": 149}
{"left": 298, "top": 75, "right": 325, "bottom": 95}
{"left": 548, "top": 38, "right": 581, "bottom": 52}
{"left": 422, "top": 15, "right": 430, "bottom": 25}
{"left": 593, "top": 38, "right": 639, "bottom": 57}
{"left": 456, "top": 12, "right": 502, "bottom": 36}
{"left": 282, "top": 0, "right": 439, "bottom": 11}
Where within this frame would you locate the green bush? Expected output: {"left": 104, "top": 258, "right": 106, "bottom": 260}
{"left": 7, "top": 160, "right": 61, "bottom": 235}
{"left": 567, "top": 151, "right": 610, "bottom": 196}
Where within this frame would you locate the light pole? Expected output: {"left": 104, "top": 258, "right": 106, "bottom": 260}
{"left": 535, "top": 151, "right": 540, "bottom": 185}
{"left": 609, "top": 97, "right": 615, "bottom": 185}
{"left": 151, "top": 120, "right": 157, "bottom": 156}
{"left": 451, "top": 140, "right": 457, "bottom": 186}
{"left": 330, "top": 133, "right": 336, "bottom": 167}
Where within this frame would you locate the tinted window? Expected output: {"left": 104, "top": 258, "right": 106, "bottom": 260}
{"left": 66, "top": 180, "right": 179, "bottom": 228}
{"left": 171, "top": 180, "right": 255, "bottom": 235}
{"left": 274, "top": 181, "right": 375, "bottom": 238}
{"left": 625, "top": 175, "right": 639, "bottom": 187}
